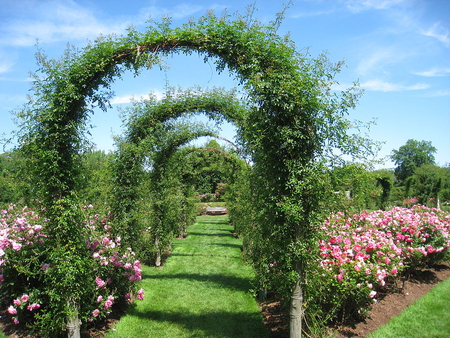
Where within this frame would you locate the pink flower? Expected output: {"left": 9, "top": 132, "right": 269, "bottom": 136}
{"left": 21, "top": 294, "right": 29, "bottom": 303}
{"left": 95, "top": 277, "right": 106, "bottom": 288}
{"left": 13, "top": 299, "right": 21, "bottom": 306}
{"left": 137, "top": 288, "right": 145, "bottom": 300}
{"left": 13, "top": 318, "right": 19, "bottom": 325}
{"left": 7, "top": 305, "right": 17, "bottom": 315}
{"left": 27, "top": 303, "right": 40, "bottom": 311}
{"left": 11, "top": 241, "right": 22, "bottom": 251}
{"left": 369, "top": 291, "right": 377, "bottom": 298}
{"left": 391, "top": 268, "right": 398, "bottom": 275}
{"left": 97, "top": 296, "right": 103, "bottom": 303}
{"left": 104, "top": 300, "right": 113, "bottom": 310}
{"left": 92, "top": 309, "right": 100, "bottom": 317}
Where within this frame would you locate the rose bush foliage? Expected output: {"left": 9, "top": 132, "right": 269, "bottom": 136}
{"left": 0, "top": 204, "right": 143, "bottom": 334}
{"left": 306, "top": 205, "right": 450, "bottom": 322}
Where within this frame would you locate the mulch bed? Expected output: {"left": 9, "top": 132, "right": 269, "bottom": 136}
{"left": 260, "top": 262, "right": 450, "bottom": 338}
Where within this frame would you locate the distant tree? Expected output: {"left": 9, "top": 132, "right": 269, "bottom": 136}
{"left": 406, "top": 164, "right": 446, "bottom": 208}
{"left": 391, "top": 139, "right": 437, "bottom": 183}
{"left": 77, "top": 149, "right": 113, "bottom": 211}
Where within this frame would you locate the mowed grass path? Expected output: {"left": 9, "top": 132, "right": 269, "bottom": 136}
{"left": 107, "top": 215, "right": 268, "bottom": 338}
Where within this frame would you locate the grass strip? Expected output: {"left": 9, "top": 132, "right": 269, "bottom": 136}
{"left": 367, "top": 276, "right": 450, "bottom": 338}
{"left": 106, "top": 215, "right": 268, "bottom": 338}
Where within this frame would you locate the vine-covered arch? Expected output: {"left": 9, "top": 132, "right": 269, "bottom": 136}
{"left": 110, "top": 88, "right": 248, "bottom": 244}
{"left": 18, "top": 9, "right": 363, "bottom": 336}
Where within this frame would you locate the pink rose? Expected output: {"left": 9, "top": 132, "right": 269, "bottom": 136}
{"left": 7, "top": 305, "right": 17, "bottom": 315}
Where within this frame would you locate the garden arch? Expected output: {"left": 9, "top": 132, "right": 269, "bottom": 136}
{"left": 21, "top": 10, "right": 343, "bottom": 337}
{"left": 110, "top": 88, "right": 248, "bottom": 246}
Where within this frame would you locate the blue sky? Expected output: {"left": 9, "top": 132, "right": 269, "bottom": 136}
{"left": 0, "top": 0, "right": 449, "bottom": 168}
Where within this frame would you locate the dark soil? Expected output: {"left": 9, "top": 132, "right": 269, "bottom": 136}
{"left": 2, "top": 263, "right": 450, "bottom": 338}
{"left": 260, "top": 263, "right": 450, "bottom": 338}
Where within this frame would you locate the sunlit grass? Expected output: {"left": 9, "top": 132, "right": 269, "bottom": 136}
{"left": 106, "top": 215, "right": 267, "bottom": 338}
{"left": 367, "top": 276, "right": 450, "bottom": 338}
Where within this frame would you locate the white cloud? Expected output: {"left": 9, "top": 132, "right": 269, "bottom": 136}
{"left": 290, "top": 9, "right": 336, "bottom": 19}
{"left": 424, "top": 90, "right": 450, "bottom": 97}
{"left": 422, "top": 22, "right": 450, "bottom": 47}
{"left": 344, "top": 0, "right": 407, "bottom": 12}
{"left": 110, "top": 90, "right": 164, "bottom": 105}
{"left": 138, "top": 4, "right": 204, "bottom": 21}
{"left": 0, "top": 50, "right": 18, "bottom": 74}
{"left": 361, "top": 79, "right": 429, "bottom": 91}
{"left": 1, "top": 1, "right": 130, "bottom": 47}
{"left": 413, "top": 68, "right": 450, "bottom": 77}
{"left": 356, "top": 46, "right": 411, "bottom": 76}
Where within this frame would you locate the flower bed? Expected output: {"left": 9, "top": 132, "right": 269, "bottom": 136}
{"left": 0, "top": 204, "right": 144, "bottom": 334}
{"left": 310, "top": 205, "right": 450, "bottom": 322}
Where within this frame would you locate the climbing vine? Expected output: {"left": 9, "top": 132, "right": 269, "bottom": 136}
{"left": 13, "top": 7, "right": 375, "bottom": 336}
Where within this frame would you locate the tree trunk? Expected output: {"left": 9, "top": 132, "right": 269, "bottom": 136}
{"left": 155, "top": 234, "right": 161, "bottom": 267}
{"left": 290, "top": 277, "right": 303, "bottom": 338}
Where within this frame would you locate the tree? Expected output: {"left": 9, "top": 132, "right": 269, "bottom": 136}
{"left": 406, "top": 164, "right": 446, "bottom": 208}
{"left": 391, "top": 139, "right": 437, "bottom": 183}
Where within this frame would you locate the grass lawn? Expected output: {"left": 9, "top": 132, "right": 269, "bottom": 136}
{"left": 106, "top": 215, "right": 268, "bottom": 338}
{"left": 367, "top": 276, "right": 450, "bottom": 338}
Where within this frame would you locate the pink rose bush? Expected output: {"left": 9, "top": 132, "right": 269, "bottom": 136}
{"left": 310, "top": 205, "right": 450, "bottom": 322}
{"left": 0, "top": 204, "right": 145, "bottom": 328}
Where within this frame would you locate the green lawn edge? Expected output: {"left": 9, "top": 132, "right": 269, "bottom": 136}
{"left": 367, "top": 275, "right": 450, "bottom": 338}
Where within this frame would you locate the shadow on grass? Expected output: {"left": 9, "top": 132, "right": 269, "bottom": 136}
{"left": 142, "top": 272, "right": 254, "bottom": 293}
{"left": 173, "top": 242, "right": 241, "bottom": 249}
{"left": 126, "top": 308, "right": 268, "bottom": 338}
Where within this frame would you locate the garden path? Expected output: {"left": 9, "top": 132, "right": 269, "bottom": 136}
{"left": 105, "top": 215, "right": 268, "bottom": 338}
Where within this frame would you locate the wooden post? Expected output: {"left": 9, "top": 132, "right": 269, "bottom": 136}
{"left": 67, "top": 299, "right": 81, "bottom": 338}
{"left": 289, "top": 277, "right": 303, "bottom": 338}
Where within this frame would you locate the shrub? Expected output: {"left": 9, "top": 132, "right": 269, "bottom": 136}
{"left": 0, "top": 204, "right": 144, "bottom": 336}
{"left": 306, "top": 205, "right": 450, "bottom": 323}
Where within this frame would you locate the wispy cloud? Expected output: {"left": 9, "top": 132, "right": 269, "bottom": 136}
{"left": 356, "top": 46, "right": 411, "bottom": 76}
{"left": 290, "top": 9, "right": 336, "bottom": 19}
{"left": 138, "top": 4, "right": 204, "bottom": 21}
{"left": 110, "top": 90, "right": 164, "bottom": 105}
{"left": 421, "top": 22, "right": 450, "bottom": 47}
{"left": 361, "top": 79, "right": 429, "bottom": 92}
{"left": 0, "top": 50, "right": 18, "bottom": 74}
{"left": 0, "top": 1, "right": 208, "bottom": 48}
{"left": 343, "top": 0, "right": 407, "bottom": 12}
{"left": 413, "top": 67, "right": 450, "bottom": 77}
{"left": 0, "top": 1, "right": 130, "bottom": 47}
{"left": 423, "top": 90, "right": 450, "bottom": 97}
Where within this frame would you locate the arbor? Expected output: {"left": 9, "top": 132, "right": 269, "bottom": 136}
{"left": 11, "top": 7, "right": 377, "bottom": 337}
{"left": 391, "top": 139, "right": 437, "bottom": 183}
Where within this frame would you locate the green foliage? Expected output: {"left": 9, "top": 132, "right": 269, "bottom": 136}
{"left": 9, "top": 7, "right": 379, "bottom": 334}
{"left": 373, "top": 169, "right": 396, "bottom": 210}
{"left": 391, "top": 139, "right": 437, "bottom": 183}
{"left": 406, "top": 164, "right": 446, "bottom": 207}
{"left": 77, "top": 149, "right": 114, "bottom": 213}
